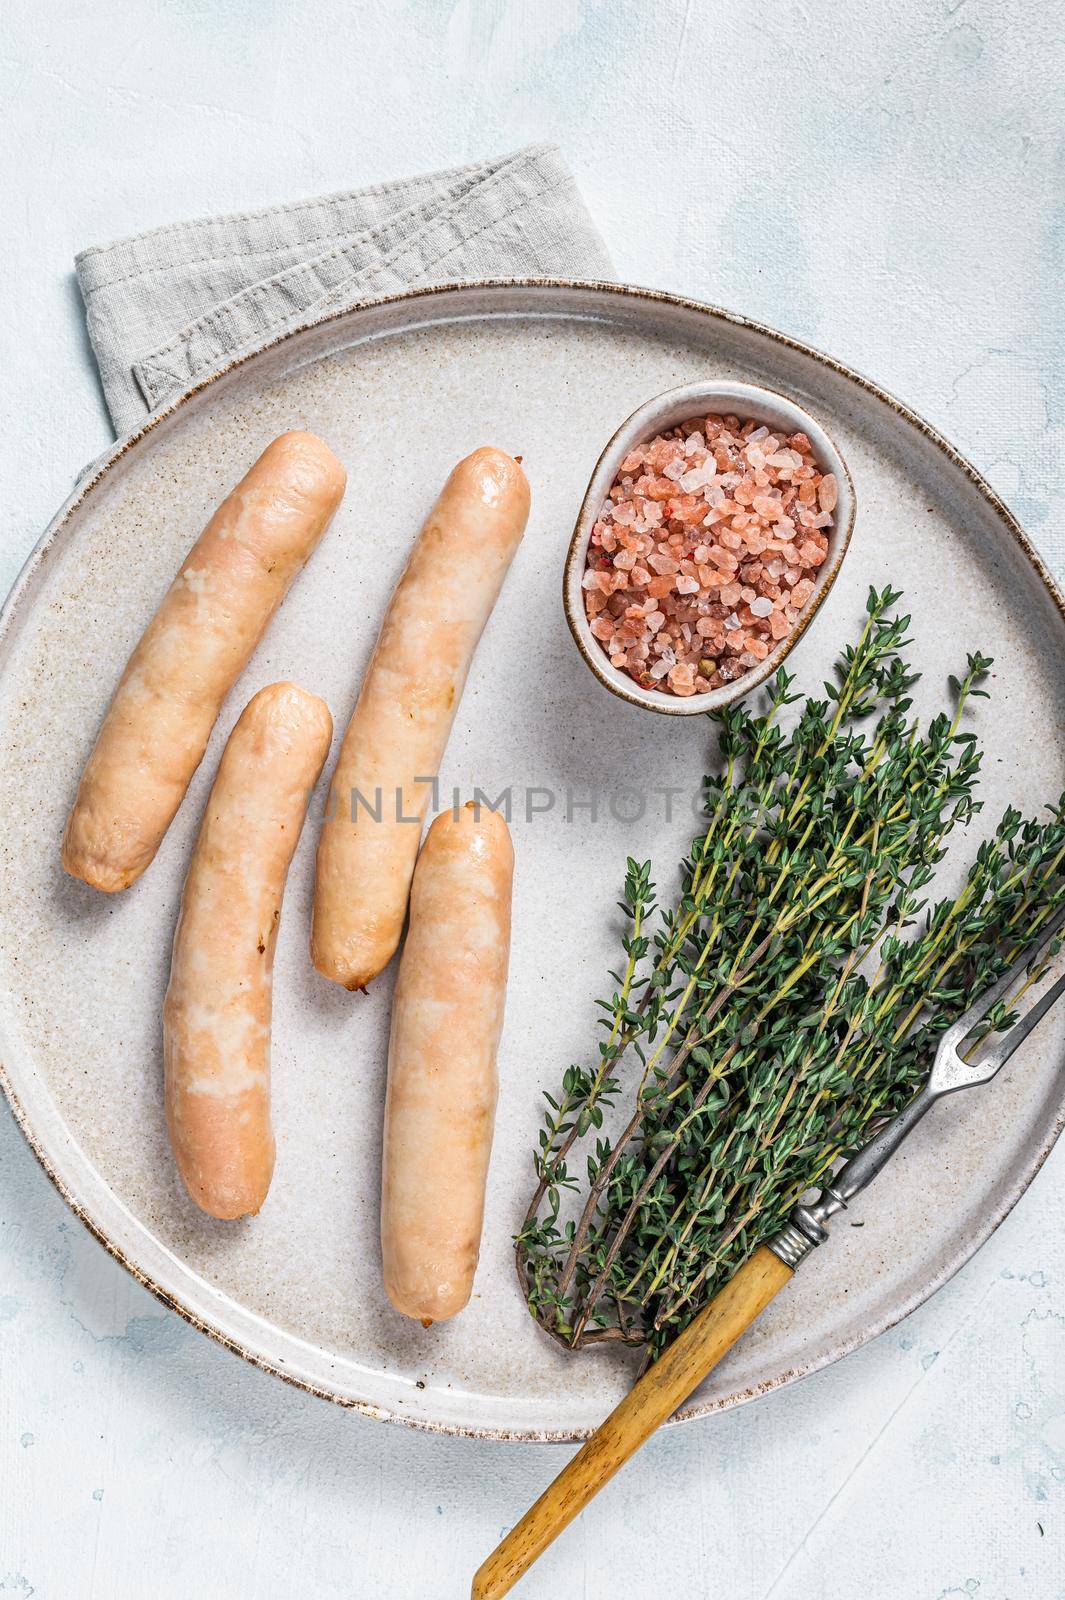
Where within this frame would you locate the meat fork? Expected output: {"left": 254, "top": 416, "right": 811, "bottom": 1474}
{"left": 472, "top": 905, "right": 1065, "bottom": 1600}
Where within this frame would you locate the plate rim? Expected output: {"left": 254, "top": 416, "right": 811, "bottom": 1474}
{"left": 2, "top": 277, "right": 1063, "bottom": 1443}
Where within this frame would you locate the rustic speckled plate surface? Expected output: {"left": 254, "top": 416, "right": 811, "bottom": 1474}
{"left": 1, "top": 282, "right": 1063, "bottom": 1442}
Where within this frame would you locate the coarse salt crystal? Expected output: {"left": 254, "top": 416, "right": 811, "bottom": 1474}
{"left": 583, "top": 412, "right": 833, "bottom": 697}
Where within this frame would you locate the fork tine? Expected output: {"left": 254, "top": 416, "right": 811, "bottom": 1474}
{"left": 972, "top": 966, "right": 1065, "bottom": 1078}
{"left": 937, "top": 901, "right": 1065, "bottom": 1055}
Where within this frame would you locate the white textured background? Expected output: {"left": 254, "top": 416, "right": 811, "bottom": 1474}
{"left": 2, "top": 2, "right": 1063, "bottom": 1596}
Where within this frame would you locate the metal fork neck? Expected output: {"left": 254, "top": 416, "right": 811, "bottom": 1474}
{"left": 767, "top": 1084, "right": 936, "bottom": 1270}
{"left": 770, "top": 1186, "right": 848, "bottom": 1269}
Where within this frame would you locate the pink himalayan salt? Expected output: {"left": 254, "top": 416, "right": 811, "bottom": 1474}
{"left": 584, "top": 413, "right": 833, "bottom": 696}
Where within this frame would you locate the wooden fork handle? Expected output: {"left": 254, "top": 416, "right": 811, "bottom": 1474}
{"left": 471, "top": 1245, "right": 792, "bottom": 1599}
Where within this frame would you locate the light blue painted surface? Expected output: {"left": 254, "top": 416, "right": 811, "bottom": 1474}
{"left": 1, "top": 2, "right": 1062, "bottom": 1594}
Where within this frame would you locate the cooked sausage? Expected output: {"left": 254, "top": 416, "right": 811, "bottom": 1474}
{"left": 163, "top": 683, "right": 333, "bottom": 1220}
{"left": 311, "top": 447, "right": 529, "bottom": 990}
{"left": 62, "top": 431, "right": 346, "bottom": 892}
{"left": 381, "top": 802, "right": 514, "bottom": 1321}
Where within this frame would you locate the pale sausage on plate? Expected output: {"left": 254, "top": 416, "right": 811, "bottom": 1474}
{"left": 381, "top": 801, "right": 514, "bottom": 1322}
{"left": 311, "top": 447, "right": 529, "bottom": 990}
{"left": 163, "top": 682, "right": 333, "bottom": 1220}
{"left": 62, "top": 431, "right": 346, "bottom": 892}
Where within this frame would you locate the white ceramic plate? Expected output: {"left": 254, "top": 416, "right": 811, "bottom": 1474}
{"left": 1, "top": 282, "right": 1063, "bottom": 1442}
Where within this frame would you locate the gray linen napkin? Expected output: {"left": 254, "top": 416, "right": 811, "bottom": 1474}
{"left": 75, "top": 145, "right": 613, "bottom": 438}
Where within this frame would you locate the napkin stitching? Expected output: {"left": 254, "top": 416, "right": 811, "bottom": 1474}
{"left": 74, "top": 147, "right": 550, "bottom": 278}
{"left": 133, "top": 165, "right": 571, "bottom": 407}
{"left": 82, "top": 171, "right": 476, "bottom": 293}
{"left": 78, "top": 147, "right": 553, "bottom": 290}
{"left": 133, "top": 154, "right": 555, "bottom": 396}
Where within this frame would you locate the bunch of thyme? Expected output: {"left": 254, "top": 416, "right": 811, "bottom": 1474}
{"left": 517, "top": 588, "right": 1065, "bottom": 1358}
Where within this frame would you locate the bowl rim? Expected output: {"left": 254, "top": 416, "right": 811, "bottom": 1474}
{"left": 563, "top": 378, "right": 857, "bottom": 715}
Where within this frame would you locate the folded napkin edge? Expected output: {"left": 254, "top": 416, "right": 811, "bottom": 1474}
{"left": 74, "top": 145, "right": 614, "bottom": 435}
{"left": 74, "top": 143, "right": 563, "bottom": 290}
{"left": 127, "top": 153, "right": 609, "bottom": 414}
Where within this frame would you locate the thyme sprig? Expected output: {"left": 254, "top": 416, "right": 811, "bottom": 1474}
{"left": 517, "top": 588, "right": 1065, "bottom": 1356}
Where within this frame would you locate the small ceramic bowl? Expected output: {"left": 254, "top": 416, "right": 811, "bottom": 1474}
{"left": 563, "top": 380, "right": 856, "bottom": 715}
